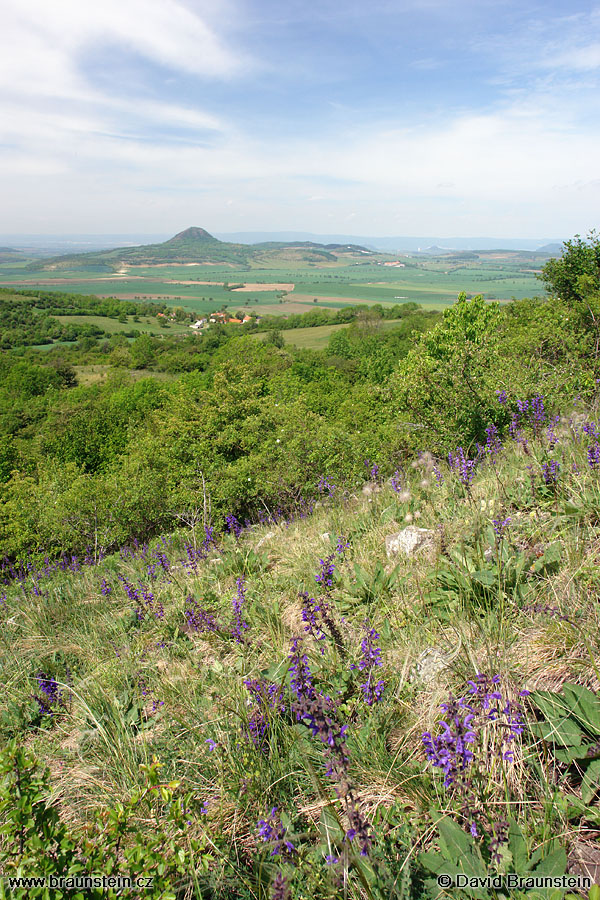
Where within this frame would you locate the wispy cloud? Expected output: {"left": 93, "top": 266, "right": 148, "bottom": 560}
{"left": 0, "top": 0, "right": 598, "bottom": 236}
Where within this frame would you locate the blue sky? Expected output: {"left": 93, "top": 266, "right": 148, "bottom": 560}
{"left": 1, "top": 0, "right": 599, "bottom": 237}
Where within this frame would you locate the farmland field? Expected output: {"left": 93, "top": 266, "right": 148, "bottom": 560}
{"left": 0, "top": 244, "right": 549, "bottom": 328}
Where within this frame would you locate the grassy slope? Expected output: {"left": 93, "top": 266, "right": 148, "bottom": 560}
{"left": 53, "top": 314, "right": 192, "bottom": 336}
{"left": 2, "top": 405, "right": 599, "bottom": 896}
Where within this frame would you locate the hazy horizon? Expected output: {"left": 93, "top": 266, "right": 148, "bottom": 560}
{"left": 0, "top": 229, "right": 564, "bottom": 255}
{"left": 2, "top": 0, "right": 599, "bottom": 237}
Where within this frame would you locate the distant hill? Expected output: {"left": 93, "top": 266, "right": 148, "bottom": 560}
{"left": 0, "top": 247, "right": 25, "bottom": 263}
{"left": 536, "top": 243, "right": 563, "bottom": 255}
{"left": 23, "top": 227, "right": 375, "bottom": 273}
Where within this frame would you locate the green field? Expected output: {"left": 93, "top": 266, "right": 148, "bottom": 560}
{"left": 251, "top": 317, "right": 408, "bottom": 350}
{"left": 53, "top": 314, "right": 191, "bottom": 336}
{"left": 0, "top": 244, "right": 549, "bottom": 321}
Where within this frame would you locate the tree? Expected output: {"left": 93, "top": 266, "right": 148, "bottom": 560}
{"left": 265, "top": 330, "right": 285, "bottom": 349}
{"left": 539, "top": 232, "right": 600, "bottom": 357}
{"left": 539, "top": 231, "right": 600, "bottom": 304}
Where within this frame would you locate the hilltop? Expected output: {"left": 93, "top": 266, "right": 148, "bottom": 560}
{"left": 23, "top": 226, "right": 376, "bottom": 273}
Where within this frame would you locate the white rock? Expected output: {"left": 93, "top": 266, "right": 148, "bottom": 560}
{"left": 385, "top": 526, "right": 435, "bottom": 559}
{"left": 321, "top": 532, "right": 331, "bottom": 542}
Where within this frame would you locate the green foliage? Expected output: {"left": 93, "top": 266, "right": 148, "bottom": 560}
{"left": 419, "top": 817, "right": 567, "bottom": 899}
{"left": 0, "top": 743, "right": 213, "bottom": 899}
{"left": 539, "top": 232, "right": 600, "bottom": 305}
{"left": 391, "top": 293, "right": 505, "bottom": 449}
{"left": 529, "top": 683, "right": 600, "bottom": 803}
{"left": 426, "top": 532, "right": 562, "bottom": 615}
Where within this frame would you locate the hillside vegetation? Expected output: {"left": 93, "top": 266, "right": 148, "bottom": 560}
{"left": 1, "top": 233, "right": 600, "bottom": 899}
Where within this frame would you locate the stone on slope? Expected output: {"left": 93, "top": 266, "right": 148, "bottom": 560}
{"left": 385, "top": 526, "right": 435, "bottom": 559}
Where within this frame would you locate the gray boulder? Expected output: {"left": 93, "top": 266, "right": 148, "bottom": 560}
{"left": 385, "top": 526, "right": 435, "bottom": 559}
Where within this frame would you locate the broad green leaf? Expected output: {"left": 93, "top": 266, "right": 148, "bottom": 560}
{"left": 562, "top": 683, "right": 600, "bottom": 735}
{"left": 508, "top": 818, "right": 528, "bottom": 872}
{"left": 581, "top": 758, "right": 600, "bottom": 804}
{"left": 530, "top": 847, "right": 567, "bottom": 878}
{"left": 472, "top": 569, "right": 497, "bottom": 586}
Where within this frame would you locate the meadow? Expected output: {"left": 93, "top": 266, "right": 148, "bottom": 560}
{"left": 1, "top": 235, "right": 599, "bottom": 899}
{"left": 2, "top": 390, "right": 600, "bottom": 899}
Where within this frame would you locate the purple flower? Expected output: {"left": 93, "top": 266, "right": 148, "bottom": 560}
{"left": 351, "top": 624, "right": 384, "bottom": 705}
{"left": 225, "top": 514, "right": 243, "bottom": 539}
{"left": 335, "top": 534, "right": 349, "bottom": 555}
{"left": 185, "top": 596, "right": 219, "bottom": 633}
{"left": 242, "top": 678, "right": 286, "bottom": 748}
{"left": 315, "top": 555, "right": 336, "bottom": 591}
{"left": 491, "top": 516, "right": 511, "bottom": 538}
{"left": 270, "top": 872, "right": 291, "bottom": 900}
{"left": 33, "top": 673, "right": 67, "bottom": 716}
{"left": 257, "top": 807, "right": 295, "bottom": 857}
{"left": 299, "top": 591, "right": 346, "bottom": 658}
{"left": 100, "top": 579, "right": 112, "bottom": 596}
{"left": 390, "top": 470, "right": 403, "bottom": 492}
{"left": 484, "top": 424, "right": 502, "bottom": 459}
{"left": 495, "top": 389, "right": 507, "bottom": 405}
{"left": 448, "top": 446, "right": 478, "bottom": 488}
{"left": 317, "top": 475, "right": 335, "bottom": 497}
{"left": 541, "top": 459, "right": 560, "bottom": 486}
{"left": 205, "top": 739, "right": 217, "bottom": 752}
{"left": 300, "top": 593, "right": 328, "bottom": 648}
{"left": 288, "top": 637, "right": 315, "bottom": 703}
{"left": 231, "top": 577, "right": 249, "bottom": 644}
{"left": 365, "top": 459, "right": 380, "bottom": 481}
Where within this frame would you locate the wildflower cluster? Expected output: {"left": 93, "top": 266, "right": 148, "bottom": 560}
{"left": 351, "top": 623, "right": 384, "bottom": 705}
{"left": 422, "top": 674, "right": 529, "bottom": 836}
{"left": 225, "top": 513, "right": 243, "bottom": 539}
{"left": 181, "top": 525, "right": 217, "bottom": 571}
{"left": 364, "top": 458, "right": 380, "bottom": 482}
{"left": 541, "top": 458, "right": 560, "bottom": 486}
{"left": 314, "top": 534, "right": 348, "bottom": 593}
{"left": 390, "top": 469, "right": 403, "bottom": 492}
{"left": 242, "top": 679, "right": 286, "bottom": 748}
{"left": 484, "top": 423, "right": 502, "bottom": 458}
{"left": 448, "top": 446, "right": 478, "bottom": 488}
{"left": 288, "top": 637, "right": 315, "bottom": 703}
{"left": 123, "top": 578, "right": 164, "bottom": 621}
{"left": 512, "top": 395, "right": 546, "bottom": 436}
{"left": 299, "top": 592, "right": 346, "bottom": 657}
{"left": 317, "top": 475, "right": 335, "bottom": 497}
{"left": 184, "top": 596, "right": 219, "bottom": 633}
{"left": 257, "top": 807, "right": 295, "bottom": 858}
{"left": 491, "top": 516, "right": 511, "bottom": 539}
{"left": 33, "top": 673, "right": 67, "bottom": 717}
{"left": 231, "top": 576, "right": 249, "bottom": 644}
{"left": 292, "top": 692, "right": 371, "bottom": 856}
{"left": 583, "top": 422, "right": 600, "bottom": 469}
{"left": 138, "top": 673, "right": 164, "bottom": 715}
{"left": 145, "top": 548, "right": 171, "bottom": 581}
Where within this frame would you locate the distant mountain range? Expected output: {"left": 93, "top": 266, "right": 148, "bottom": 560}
{"left": 0, "top": 229, "right": 565, "bottom": 258}
{"left": 18, "top": 227, "right": 376, "bottom": 273}
{"left": 213, "top": 232, "right": 564, "bottom": 253}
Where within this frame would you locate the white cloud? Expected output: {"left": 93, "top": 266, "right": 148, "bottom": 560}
{"left": 0, "top": 0, "right": 599, "bottom": 236}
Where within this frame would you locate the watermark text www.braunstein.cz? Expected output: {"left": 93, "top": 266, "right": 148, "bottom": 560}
{"left": 436, "top": 874, "right": 593, "bottom": 891}
{"left": 1, "top": 874, "right": 154, "bottom": 891}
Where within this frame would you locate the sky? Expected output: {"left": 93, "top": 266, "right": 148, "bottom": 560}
{"left": 1, "top": 0, "right": 600, "bottom": 238}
